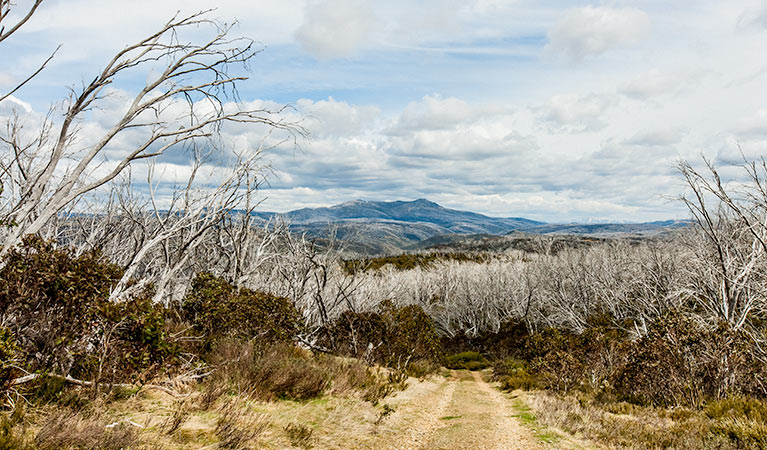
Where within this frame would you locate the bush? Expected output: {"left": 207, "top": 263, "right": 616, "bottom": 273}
{"left": 321, "top": 310, "right": 387, "bottom": 360}
{"left": 444, "top": 351, "right": 490, "bottom": 370}
{"left": 614, "top": 313, "right": 764, "bottom": 407}
{"left": 0, "top": 236, "right": 122, "bottom": 375}
{"left": 94, "top": 295, "right": 179, "bottom": 383}
{"left": 378, "top": 301, "right": 442, "bottom": 367}
{"left": 205, "top": 340, "right": 402, "bottom": 403}
{"left": 0, "top": 328, "right": 18, "bottom": 391}
{"left": 0, "top": 409, "right": 34, "bottom": 450}
{"left": 216, "top": 401, "right": 269, "bottom": 450}
{"left": 493, "top": 359, "right": 538, "bottom": 391}
{"left": 182, "top": 273, "right": 302, "bottom": 346}
{"left": 320, "top": 300, "right": 441, "bottom": 370}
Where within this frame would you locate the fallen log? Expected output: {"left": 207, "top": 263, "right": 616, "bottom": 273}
{"left": 9, "top": 373, "right": 185, "bottom": 397}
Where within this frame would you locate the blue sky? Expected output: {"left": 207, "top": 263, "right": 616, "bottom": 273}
{"left": 3, "top": 0, "right": 767, "bottom": 222}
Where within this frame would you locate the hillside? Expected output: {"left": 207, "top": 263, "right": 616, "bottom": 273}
{"left": 254, "top": 199, "right": 687, "bottom": 254}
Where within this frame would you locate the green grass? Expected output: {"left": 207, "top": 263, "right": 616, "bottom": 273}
{"left": 509, "top": 397, "right": 562, "bottom": 444}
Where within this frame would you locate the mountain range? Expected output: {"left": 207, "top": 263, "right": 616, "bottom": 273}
{"left": 254, "top": 199, "right": 688, "bottom": 255}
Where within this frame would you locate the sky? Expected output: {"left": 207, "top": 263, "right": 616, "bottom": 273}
{"left": 2, "top": 0, "right": 767, "bottom": 222}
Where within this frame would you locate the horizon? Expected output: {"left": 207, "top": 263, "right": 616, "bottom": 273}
{"left": 2, "top": 1, "right": 766, "bottom": 222}
{"left": 254, "top": 197, "right": 686, "bottom": 224}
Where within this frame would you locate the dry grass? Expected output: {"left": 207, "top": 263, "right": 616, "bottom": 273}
{"left": 284, "top": 422, "right": 315, "bottom": 448}
{"left": 215, "top": 400, "right": 270, "bottom": 450}
{"left": 207, "top": 341, "right": 405, "bottom": 404}
{"left": 518, "top": 390, "right": 767, "bottom": 449}
{"left": 34, "top": 409, "right": 140, "bottom": 450}
{"left": 1, "top": 345, "right": 431, "bottom": 449}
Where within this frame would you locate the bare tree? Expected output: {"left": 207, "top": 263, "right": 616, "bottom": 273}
{"left": 0, "top": 10, "right": 304, "bottom": 259}
{"left": 678, "top": 157, "right": 767, "bottom": 330}
{"left": 0, "top": 0, "right": 57, "bottom": 105}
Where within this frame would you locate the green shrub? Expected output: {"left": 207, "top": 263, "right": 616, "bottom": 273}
{"left": 182, "top": 273, "right": 302, "bottom": 346}
{"left": 614, "top": 313, "right": 763, "bottom": 407}
{"left": 321, "top": 310, "right": 387, "bottom": 359}
{"left": 0, "top": 408, "right": 34, "bottom": 450}
{"left": 94, "top": 295, "right": 179, "bottom": 382}
{"left": 706, "top": 397, "right": 767, "bottom": 423}
{"left": 444, "top": 351, "right": 490, "bottom": 370}
{"left": 0, "top": 327, "right": 18, "bottom": 390}
{"left": 321, "top": 301, "right": 441, "bottom": 370}
{"left": 493, "top": 359, "right": 537, "bottom": 391}
{"left": 342, "top": 252, "right": 488, "bottom": 274}
{"left": 710, "top": 417, "right": 767, "bottom": 449}
{"left": 0, "top": 236, "right": 122, "bottom": 375}
{"left": 379, "top": 301, "right": 442, "bottom": 368}
{"left": 0, "top": 236, "right": 179, "bottom": 400}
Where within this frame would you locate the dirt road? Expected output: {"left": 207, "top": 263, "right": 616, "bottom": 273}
{"left": 363, "top": 370, "right": 590, "bottom": 450}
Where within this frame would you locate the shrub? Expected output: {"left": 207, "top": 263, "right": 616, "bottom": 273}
{"left": 320, "top": 301, "right": 441, "bottom": 370}
{"left": 284, "top": 422, "right": 315, "bottom": 449}
{"left": 93, "top": 295, "right": 178, "bottom": 382}
{"left": 215, "top": 401, "right": 269, "bottom": 450}
{"left": 207, "top": 340, "right": 403, "bottom": 404}
{"left": 0, "top": 328, "right": 18, "bottom": 391}
{"left": 321, "top": 310, "right": 387, "bottom": 359}
{"left": 444, "top": 351, "right": 490, "bottom": 370}
{"left": 182, "top": 273, "right": 302, "bottom": 346}
{"left": 378, "top": 301, "right": 442, "bottom": 368}
{"left": 614, "top": 313, "right": 763, "bottom": 407}
{"left": 0, "top": 409, "right": 34, "bottom": 450}
{"left": 706, "top": 397, "right": 767, "bottom": 423}
{"left": 0, "top": 236, "right": 122, "bottom": 375}
{"left": 493, "top": 359, "right": 538, "bottom": 391}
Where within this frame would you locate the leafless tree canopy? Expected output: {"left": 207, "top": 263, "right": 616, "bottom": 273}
{"left": 0, "top": 8, "right": 305, "bottom": 260}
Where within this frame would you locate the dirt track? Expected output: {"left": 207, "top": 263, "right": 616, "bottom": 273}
{"left": 362, "top": 370, "right": 590, "bottom": 450}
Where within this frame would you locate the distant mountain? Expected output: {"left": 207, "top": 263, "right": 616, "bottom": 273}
{"left": 252, "top": 199, "right": 688, "bottom": 255}
{"left": 523, "top": 220, "right": 690, "bottom": 236}
{"left": 264, "top": 199, "right": 542, "bottom": 233}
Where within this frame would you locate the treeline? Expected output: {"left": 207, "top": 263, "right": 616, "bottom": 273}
{"left": 342, "top": 251, "right": 489, "bottom": 274}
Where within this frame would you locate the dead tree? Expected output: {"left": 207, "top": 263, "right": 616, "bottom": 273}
{"left": 678, "top": 157, "right": 767, "bottom": 330}
{"left": 0, "top": 10, "right": 304, "bottom": 259}
{"left": 0, "top": 0, "right": 55, "bottom": 105}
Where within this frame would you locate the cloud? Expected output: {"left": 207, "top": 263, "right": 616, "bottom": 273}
{"left": 737, "top": 2, "right": 767, "bottom": 30}
{"left": 546, "top": 6, "right": 650, "bottom": 60}
{"left": 389, "top": 95, "right": 508, "bottom": 133}
{"left": 294, "top": 0, "right": 380, "bottom": 60}
{"left": 536, "top": 93, "right": 616, "bottom": 133}
{"left": 297, "top": 97, "right": 380, "bottom": 137}
{"left": 620, "top": 69, "right": 696, "bottom": 100}
{"left": 0, "top": 95, "right": 33, "bottom": 113}
{"left": 624, "top": 128, "right": 685, "bottom": 147}
{"left": 733, "top": 109, "right": 767, "bottom": 138}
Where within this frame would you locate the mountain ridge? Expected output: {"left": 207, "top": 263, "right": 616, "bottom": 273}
{"left": 250, "top": 199, "right": 688, "bottom": 254}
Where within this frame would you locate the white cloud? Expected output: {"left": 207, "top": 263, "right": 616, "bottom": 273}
{"left": 737, "top": 1, "right": 767, "bottom": 30}
{"left": 297, "top": 97, "right": 380, "bottom": 137}
{"left": 391, "top": 95, "right": 508, "bottom": 133}
{"left": 294, "top": 0, "right": 380, "bottom": 60}
{"left": 734, "top": 109, "right": 767, "bottom": 137}
{"left": 624, "top": 128, "right": 685, "bottom": 147}
{"left": 537, "top": 93, "right": 615, "bottom": 133}
{"left": 546, "top": 6, "right": 651, "bottom": 60}
{"left": 0, "top": 95, "right": 33, "bottom": 113}
{"left": 619, "top": 69, "right": 701, "bottom": 100}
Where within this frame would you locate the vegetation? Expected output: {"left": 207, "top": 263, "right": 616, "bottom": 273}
{"left": 2, "top": 1, "right": 767, "bottom": 447}
{"left": 342, "top": 251, "right": 489, "bottom": 274}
